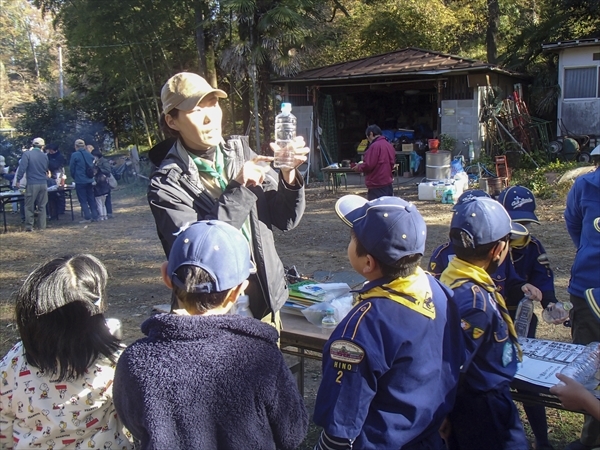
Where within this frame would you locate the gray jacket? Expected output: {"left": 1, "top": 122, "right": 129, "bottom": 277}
{"left": 147, "top": 136, "right": 305, "bottom": 318}
{"left": 16, "top": 148, "right": 48, "bottom": 185}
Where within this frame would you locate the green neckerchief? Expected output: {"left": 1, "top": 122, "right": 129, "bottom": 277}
{"left": 440, "top": 257, "right": 522, "bottom": 361}
{"left": 188, "top": 145, "right": 252, "bottom": 242}
{"left": 358, "top": 267, "right": 436, "bottom": 319}
{"left": 189, "top": 145, "right": 227, "bottom": 191}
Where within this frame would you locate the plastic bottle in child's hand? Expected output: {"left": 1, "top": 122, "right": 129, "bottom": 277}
{"left": 514, "top": 296, "right": 534, "bottom": 338}
{"left": 542, "top": 301, "right": 571, "bottom": 324}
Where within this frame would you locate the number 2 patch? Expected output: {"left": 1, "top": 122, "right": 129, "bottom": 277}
{"left": 329, "top": 340, "right": 364, "bottom": 373}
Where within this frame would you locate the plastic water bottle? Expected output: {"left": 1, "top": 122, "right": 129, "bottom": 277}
{"left": 434, "top": 182, "right": 446, "bottom": 202}
{"left": 273, "top": 102, "right": 296, "bottom": 169}
{"left": 321, "top": 307, "right": 338, "bottom": 329}
{"left": 514, "top": 296, "right": 534, "bottom": 338}
{"left": 541, "top": 301, "right": 571, "bottom": 324}
{"left": 234, "top": 295, "right": 253, "bottom": 317}
{"left": 559, "top": 342, "right": 600, "bottom": 388}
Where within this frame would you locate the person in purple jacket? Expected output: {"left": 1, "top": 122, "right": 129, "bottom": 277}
{"left": 113, "top": 220, "right": 308, "bottom": 450}
{"left": 353, "top": 125, "right": 396, "bottom": 200}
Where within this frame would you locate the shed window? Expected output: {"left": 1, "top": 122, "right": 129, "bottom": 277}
{"left": 564, "top": 67, "right": 598, "bottom": 98}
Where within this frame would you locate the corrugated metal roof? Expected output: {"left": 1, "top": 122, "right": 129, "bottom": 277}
{"left": 542, "top": 37, "right": 600, "bottom": 51}
{"left": 272, "top": 47, "right": 523, "bottom": 83}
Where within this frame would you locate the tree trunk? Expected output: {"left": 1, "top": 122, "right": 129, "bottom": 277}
{"left": 194, "top": 3, "right": 207, "bottom": 78}
{"left": 486, "top": 0, "right": 500, "bottom": 64}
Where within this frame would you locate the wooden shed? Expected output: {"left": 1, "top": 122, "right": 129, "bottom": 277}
{"left": 271, "top": 47, "right": 529, "bottom": 172}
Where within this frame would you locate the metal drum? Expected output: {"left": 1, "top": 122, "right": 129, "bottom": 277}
{"left": 425, "top": 150, "right": 451, "bottom": 180}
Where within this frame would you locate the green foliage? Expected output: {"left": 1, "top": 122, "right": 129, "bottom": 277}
{"left": 510, "top": 160, "right": 584, "bottom": 199}
{"left": 15, "top": 95, "right": 104, "bottom": 157}
{"left": 439, "top": 134, "right": 457, "bottom": 151}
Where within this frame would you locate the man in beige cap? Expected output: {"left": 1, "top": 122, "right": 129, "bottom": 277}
{"left": 148, "top": 72, "right": 308, "bottom": 326}
{"left": 15, "top": 137, "right": 49, "bottom": 231}
{"left": 69, "top": 138, "right": 99, "bottom": 222}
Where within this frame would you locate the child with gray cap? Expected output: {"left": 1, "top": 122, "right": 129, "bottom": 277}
{"left": 440, "top": 197, "right": 529, "bottom": 450}
{"left": 113, "top": 220, "right": 308, "bottom": 450}
{"left": 313, "top": 195, "right": 464, "bottom": 450}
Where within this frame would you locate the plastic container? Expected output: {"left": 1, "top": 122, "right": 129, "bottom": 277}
{"left": 442, "top": 186, "right": 455, "bottom": 204}
{"left": 321, "top": 308, "right": 338, "bottom": 329}
{"left": 233, "top": 295, "right": 253, "bottom": 317}
{"left": 274, "top": 103, "right": 296, "bottom": 169}
{"left": 542, "top": 301, "right": 571, "bottom": 324}
{"left": 559, "top": 342, "right": 600, "bottom": 389}
{"left": 418, "top": 182, "right": 436, "bottom": 201}
{"left": 428, "top": 139, "right": 440, "bottom": 151}
{"left": 514, "top": 296, "right": 534, "bottom": 338}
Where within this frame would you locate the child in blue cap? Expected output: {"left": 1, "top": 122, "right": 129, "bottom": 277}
{"left": 440, "top": 197, "right": 529, "bottom": 450}
{"left": 313, "top": 195, "right": 464, "bottom": 449}
{"left": 429, "top": 190, "right": 541, "bottom": 314}
{"left": 113, "top": 220, "right": 308, "bottom": 450}
{"left": 499, "top": 185, "right": 563, "bottom": 450}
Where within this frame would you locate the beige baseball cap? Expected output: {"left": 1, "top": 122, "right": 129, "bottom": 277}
{"left": 161, "top": 72, "right": 227, "bottom": 115}
{"left": 32, "top": 137, "right": 45, "bottom": 146}
{"left": 74, "top": 139, "right": 85, "bottom": 147}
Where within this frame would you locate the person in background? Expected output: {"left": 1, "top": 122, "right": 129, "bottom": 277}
{"left": 45, "top": 143, "right": 67, "bottom": 220}
{"left": 352, "top": 124, "right": 396, "bottom": 200}
{"left": 113, "top": 220, "right": 308, "bottom": 449}
{"left": 92, "top": 149, "right": 113, "bottom": 220}
{"left": 313, "top": 195, "right": 463, "bottom": 449}
{"left": 562, "top": 145, "right": 600, "bottom": 450}
{"left": 0, "top": 254, "right": 132, "bottom": 449}
{"left": 148, "top": 72, "right": 308, "bottom": 324}
{"left": 15, "top": 137, "right": 49, "bottom": 232}
{"left": 69, "top": 139, "right": 99, "bottom": 223}
{"left": 440, "top": 197, "right": 529, "bottom": 450}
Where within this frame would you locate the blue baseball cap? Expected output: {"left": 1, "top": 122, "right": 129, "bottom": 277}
{"left": 498, "top": 185, "right": 539, "bottom": 224}
{"left": 335, "top": 195, "right": 427, "bottom": 265}
{"left": 450, "top": 197, "right": 522, "bottom": 248}
{"left": 456, "top": 189, "right": 490, "bottom": 205}
{"left": 167, "top": 220, "right": 255, "bottom": 294}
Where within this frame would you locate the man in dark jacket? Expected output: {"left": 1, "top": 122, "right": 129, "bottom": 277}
{"left": 69, "top": 139, "right": 99, "bottom": 223}
{"left": 148, "top": 72, "right": 308, "bottom": 323}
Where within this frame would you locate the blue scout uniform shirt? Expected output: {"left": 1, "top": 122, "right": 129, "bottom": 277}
{"left": 441, "top": 273, "right": 519, "bottom": 392}
{"left": 313, "top": 272, "right": 464, "bottom": 449}
{"left": 429, "top": 242, "right": 526, "bottom": 310}
{"left": 564, "top": 168, "right": 600, "bottom": 299}
{"left": 511, "top": 235, "right": 556, "bottom": 308}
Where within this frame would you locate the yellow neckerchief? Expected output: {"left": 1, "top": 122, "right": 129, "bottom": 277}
{"left": 358, "top": 267, "right": 436, "bottom": 319}
{"left": 441, "top": 257, "right": 522, "bottom": 360}
{"left": 510, "top": 234, "right": 531, "bottom": 250}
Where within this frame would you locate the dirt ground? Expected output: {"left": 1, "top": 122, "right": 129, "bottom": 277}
{"left": 0, "top": 175, "right": 580, "bottom": 448}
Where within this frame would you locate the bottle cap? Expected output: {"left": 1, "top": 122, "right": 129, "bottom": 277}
{"left": 281, "top": 102, "right": 292, "bottom": 113}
